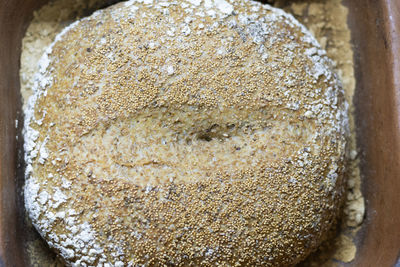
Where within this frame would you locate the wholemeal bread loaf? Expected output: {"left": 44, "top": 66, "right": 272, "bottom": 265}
{"left": 24, "top": 0, "right": 348, "bottom": 266}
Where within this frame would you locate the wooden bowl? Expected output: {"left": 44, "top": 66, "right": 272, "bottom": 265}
{"left": 0, "top": 0, "right": 399, "bottom": 266}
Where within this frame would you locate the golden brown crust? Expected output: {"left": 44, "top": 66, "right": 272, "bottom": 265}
{"left": 24, "top": 0, "right": 348, "bottom": 266}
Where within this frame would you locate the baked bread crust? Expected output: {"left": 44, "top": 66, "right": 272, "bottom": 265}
{"left": 24, "top": 0, "right": 348, "bottom": 266}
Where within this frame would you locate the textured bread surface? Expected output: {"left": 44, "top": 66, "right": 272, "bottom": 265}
{"left": 24, "top": 0, "right": 348, "bottom": 266}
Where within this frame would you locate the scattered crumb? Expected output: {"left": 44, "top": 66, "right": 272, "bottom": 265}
{"left": 333, "top": 235, "right": 357, "bottom": 263}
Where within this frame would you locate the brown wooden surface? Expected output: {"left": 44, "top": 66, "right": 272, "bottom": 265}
{"left": 0, "top": 1, "right": 48, "bottom": 266}
{"left": 346, "top": 0, "right": 400, "bottom": 266}
{"left": 0, "top": 0, "right": 399, "bottom": 266}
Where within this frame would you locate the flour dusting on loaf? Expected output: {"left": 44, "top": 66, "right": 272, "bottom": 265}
{"left": 24, "top": 0, "right": 348, "bottom": 266}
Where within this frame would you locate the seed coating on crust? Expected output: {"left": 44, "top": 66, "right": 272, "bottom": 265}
{"left": 24, "top": 0, "right": 348, "bottom": 266}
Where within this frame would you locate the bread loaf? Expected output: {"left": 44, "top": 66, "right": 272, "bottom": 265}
{"left": 24, "top": 0, "right": 348, "bottom": 265}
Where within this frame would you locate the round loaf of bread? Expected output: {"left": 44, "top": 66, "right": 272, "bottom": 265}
{"left": 24, "top": 0, "right": 348, "bottom": 266}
